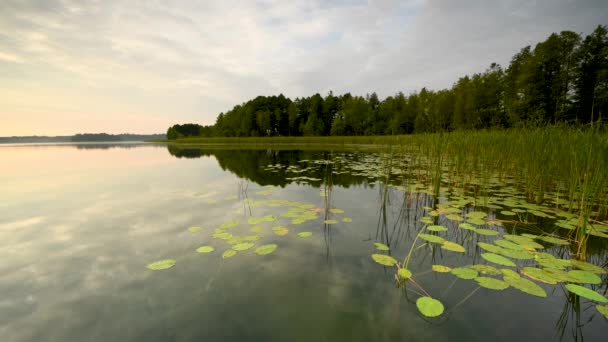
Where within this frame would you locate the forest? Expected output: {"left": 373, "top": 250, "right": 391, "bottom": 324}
{"left": 167, "top": 25, "right": 608, "bottom": 139}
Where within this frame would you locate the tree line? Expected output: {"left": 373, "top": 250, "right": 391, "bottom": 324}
{"left": 167, "top": 25, "right": 608, "bottom": 139}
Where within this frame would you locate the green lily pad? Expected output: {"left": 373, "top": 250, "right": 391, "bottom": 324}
{"left": 534, "top": 253, "right": 571, "bottom": 269}
{"left": 477, "top": 242, "right": 504, "bottom": 254}
{"left": 297, "top": 231, "right": 313, "bottom": 238}
{"left": 323, "top": 219, "right": 339, "bottom": 224}
{"left": 451, "top": 267, "right": 478, "bottom": 279}
{"left": 219, "top": 220, "right": 239, "bottom": 229}
{"left": 568, "top": 270, "right": 602, "bottom": 284}
{"left": 542, "top": 268, "right": 578, "bottom": 282}
{"left": 213, "top": 232, "right": 232, "bottom": 240}
{"left": 222, "top": 250, "right": 237, "bottom": 259}
{"left": 503, "top": 235, "right": 544, "bottom": 249}
{"left": 474, "top": 228, "right": 500, "bottom": 236}
{"left": 498, "top": 248, "right": 534, "bottom": 260}
{"left": 481, "top": 253, "right": 516, "bottom": 267}
{"left": 501, "top": 269, "right": 520, "bottom": 278}
{"left": 459, "top": 223, "right": 477, "bottom": 230}
{"left": 470, "top": 264, "right": 501, "bottom": 275}
{"left": 420, "top": 217, "right": 434, "bottom": 224}
{"left": 255, "top": 244, "right": 278, "bottom": 255}
{"left": 494, "top": 239, "right": 524, "bottom": 250}
{"left": 476, "top": 276, "right": 509, "bottom": 290}
{"left": 467, "top": 218, "right": 487, "bottom": 226}
{"left": 272, "top": 226, "right": 289, "bottom": 236}
{"left": 467, "top": 211, "right": 488, "bottom": 219}
{"left": 250, "top": 226, "right": 263, "bottom": 233}
{"left": 188, "top": 226, "right": 202, "bottom": 233}
{"left": 503, "top": 275, "right": 547, "bottom": 298}
{"left": 146, "top": 259, "right": 176, "bottom": 270}
{"left": 374, "top": 242, "right": 390, "bottom": 251}
{"left": 501, "top": 211, "right": 516, "bottom": 216}
{"left": 432, "top": 265, "right": 452, "bottom": 273}
{"left": 427, "top": 225, "right": 448, "bottom": 232}
{"left": 570, "top": 260, "right": 607, "bottom": 274}
{"left": 522, "top": 267, "right": 559, "bottom": 284}
{"left": 398, "top": 268, "right": 412, "bottom": 279}
{"left": 371, "top": 254, "right": 398, "bottom": 266}
{"left": 329, "top": 208, "right": 345, "bottom": 214}
{"left": 597, "top": 305, "right": 608, "bottom": 319}
{"left": 565, "top": 284, "right": 608, "bottom": 303}
{"left": 446, "top": 214, "right": 463, "bottom": 221}
{"left": 442, "top": 241, "right": 465, "bottom": 253}
{"left": 196, "top": 246, "right": 214, "bottom": 253}
{"left": 232, "top": 242, "right": 255, "bottom": 251}
{"left": 416, "top": 297, "right": 444, "bottom": 317}
{"left": 342, "top": 217, "right": 353, "bottom": 223}
{"left": 418, "top": 234, "right": 446, "bottom": 244}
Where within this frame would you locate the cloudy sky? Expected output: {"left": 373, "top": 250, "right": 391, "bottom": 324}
{"left": 1, "top": 0, "right": 606, "bottom": 135}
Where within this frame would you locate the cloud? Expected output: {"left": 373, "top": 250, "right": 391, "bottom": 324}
{"left": 0, "top": 0, "right": 606, "bottom": 134}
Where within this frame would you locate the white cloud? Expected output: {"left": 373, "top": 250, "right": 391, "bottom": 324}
{"left": 0, "top": 0, "right": 606, "bottom": 134}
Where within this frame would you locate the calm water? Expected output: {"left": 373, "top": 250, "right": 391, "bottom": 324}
{"left": 0, "top": 143, "right": 606, "bottom": 342}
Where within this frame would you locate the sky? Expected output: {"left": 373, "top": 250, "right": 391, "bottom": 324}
{"left": 0, "top": 0, "right": 606, "bottom": 136}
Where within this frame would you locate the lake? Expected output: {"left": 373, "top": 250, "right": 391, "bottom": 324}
{"left": 0, "top": 142, "right": 606, "bottom": 341}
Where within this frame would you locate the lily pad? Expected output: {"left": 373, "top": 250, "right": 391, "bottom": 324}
{"left": 542, "top": 268, "right": 578, "bottom": 282}
{"left": 451, "top": 267, "right": 479, "bottom": 279}
{"left": 503, "top": 275, "right": 547, "bottom": 298}
{"left": 470, "top": 264, "right": 501, "bottom": 275}
{"left": 474, "top": 228, "right": 500, "bottom": 236}
{"left": 188, "top": 226, "right": 202, "bottom": 233}
{"left": 564, "top": 284, "right": 608, "bottom": 303}
{"left": 416, "top": 297, "right": 444, "bottom": 317}
{"left": 222, "top": 250, "right": 237, "bottom": 259}
{"left": 446, "top": 214, "right": 463, "bottom": 221}
{"left": 219, "top": 220, "right": 239, "bottom": 229}
{"left": 459, "top": 223, "right": 476, "bottom": 230}
{"left": 476, "top": 276, "right": 509, "bottom": 290}
{"left": 146, "top": 259, "right": 176, "bottom": 270}
{"left": 432, "top": 265, "right": 452, "bottom": 273}
{"left": 374, "top": 242, "right": 390, "bottom": 251}
{"left": 427, "top": 225, "right": 448, "bottom": 232}
{"left": 232, "top": 242, "right": 255, "bottom": 251}
{"left": 371, "top": 254, "right": 398, "bottom": 266}
{"left": 250, "top": 226, "right": 263, "bottom": 233}
{"left": 398, "top": 268, "right": 412, "bottom": 279}
{"left": 342, "top": 217, "right": 353, "bottom": 223}
{"left": 481, "top": 253, "right": 516, "bottom": 267}
{"left": 501, "top": 211, "right": 516, "bottom": 216}
{"left": 329, "top": 208, "right": 345, "bottom": 214}
{"left": 467, "top": 218, "right": 487, "bottom": 226}
{"left": 442, "top": 241, "right": 465, "bottom": 253}
{"left": 597, "top": 305, "right": 608, "bottom": 319}
{"left": 500, "top": 269, "right": 520, "bottom": 278}
{"left": 570, "top": 260, "right": 607, "bottom": 274}
{"left": 477, "top": 242, "right": 504, "bottom": 254}
{"left": 272, "top": 226, "right": 289, "bottom": 236}
{"left": 196, "top": 246, "right": 214, "bottom": 253}
{"left": 568, "top": 270, "right": 602, "bottom": 284}
{"left": 494, "top": 239, "right": 524, "bottom": 250}
{"left": 522, "top": 267, "right": 558, "bottom": 284}
{"left": 255, "top": 244, "right": 278, "bottom": 255}
{"left": 323, "top": 219, "right": 339, "bottom": 224}
{"left": 418, "top": 234, "right": 446, "bottom": 244}
{"left": 297, "top": 231, "right": 313, "bottom": 238}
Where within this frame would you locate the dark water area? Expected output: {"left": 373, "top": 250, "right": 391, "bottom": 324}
{"left": 0, "top": 143, "right": 606, "bottom": 341}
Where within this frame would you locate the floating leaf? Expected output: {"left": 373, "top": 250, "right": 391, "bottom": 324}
{"left": 342, "top": 217, "right": 353, "bottom": 223}
{"left": 196, "top": 246, "right": 214, "bottom": 253}
{"left": 534, "top": 253, "right": 570, "bottom": 269}
{"left": 416, "top": 297, "right": 444, "bottom": 317}
{"left": 501, "top": 211, "right": 516, "bottom": 216}
{"left": 213, "top": 232, "right": 232, "bottom": 240}
{"left": 500, "top": 269, "right": 520, "bottom": 279}
{"left": 476, "top": 276, "right": 509, "bottom": 290}
{"left": 232, "top": 242, "right": 255, "bottom": 251}
{"left": 272, "top": 226, "right": 289, "bottom": 236}
{"left": 467, "top": 211, "right": 488, "bottom": 219}
{"left": 371, "top": 254, "right": 398, "bottom": 266}
{"left": 503, "top": 235, "right": 544, "bottom": 249}
{"left": 451, "top": 267, "right": 478, "bottom": 279}
{"left": 481, "top": 253, "right": 516, "bottom": 267}
{"left": 297, "top": 231, "right": 313, "bottom": 238}
{"left": 188, "top": 226, "right": 202, "bottom": 233}
{"left": 470, "top": 264, "right": 501, "bottom": 275}
{"left": 494, "top": 239, "right": 524, "bottom": 250}
{"left": 503, "top": 275, "right": 547, "bottom": 298}
{"left": 459, "top": 223, "right": 476, "bottom": 230}
{"left": 542, "top": 268, "right": 578, "bottom": 282}
{"left": 323, "top": 219, "right": 339, "bottom": 224}
{"left": 570, "top": 260, "right": 607, "bottom": 274}
{"left": 565, "top": 284, "right": 608, "bottom": 303}
{"left": 522, "top": 267, "right": 558, "bottom": 284}
{"left": 398, "top": 268, "right": 412, "bottom": 279}
{"left": 446, "top": 214, "right": 463, "bottom": 221}
{"left": 146, "top": 259, "right": 176, "bottom": 270}
{"left": 420, "top": 217, "right": 434, "bottom": 224}
{"left": 249, "top": 226, "right": 263, "bottom": 233}
{"left": 432, "top": 265, "right": 452, "bottom": 273}
{"left": 418, "top": 234, "right": 446, "bottom": 244}
{"left": 477, "top": 242, "right": 504, "bottom": 254}
{"left": 474, "top": 228, "right": 500, "bottom": 236}
{"left": 374, "top": 242, "right": 390, "bottom": 251}
{"left": 222, "top": 250, "right": 237, "bottom": 259}
{"left": 568, "top": 270, "right": 602, "bottom": 284}
{"left": 442, "top": 241, "right": 465, "bottom": 253}
{"left": 427, "top": 225, "right": 448, "bottom": 232}
{"left": 255, "top": 244, "right": 278, "bottom": 255}
{"left": 498, "top": 248, "right": 534, "bottom": 260}
{"left": 329, "top": 208, "right": 345, "bottom": 214}
{"left": 467, "top": 218, "right": 487, "bottom": 226}
{"left": 597, "top": 305, "right": 608, "bottom": 319}
{"left": 219, "top": 220, "right": 239, "bottom": 229}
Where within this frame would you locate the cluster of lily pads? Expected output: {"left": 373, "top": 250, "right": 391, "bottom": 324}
{"left": 146, "top": 195, "right": 352, "bottom": 271}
